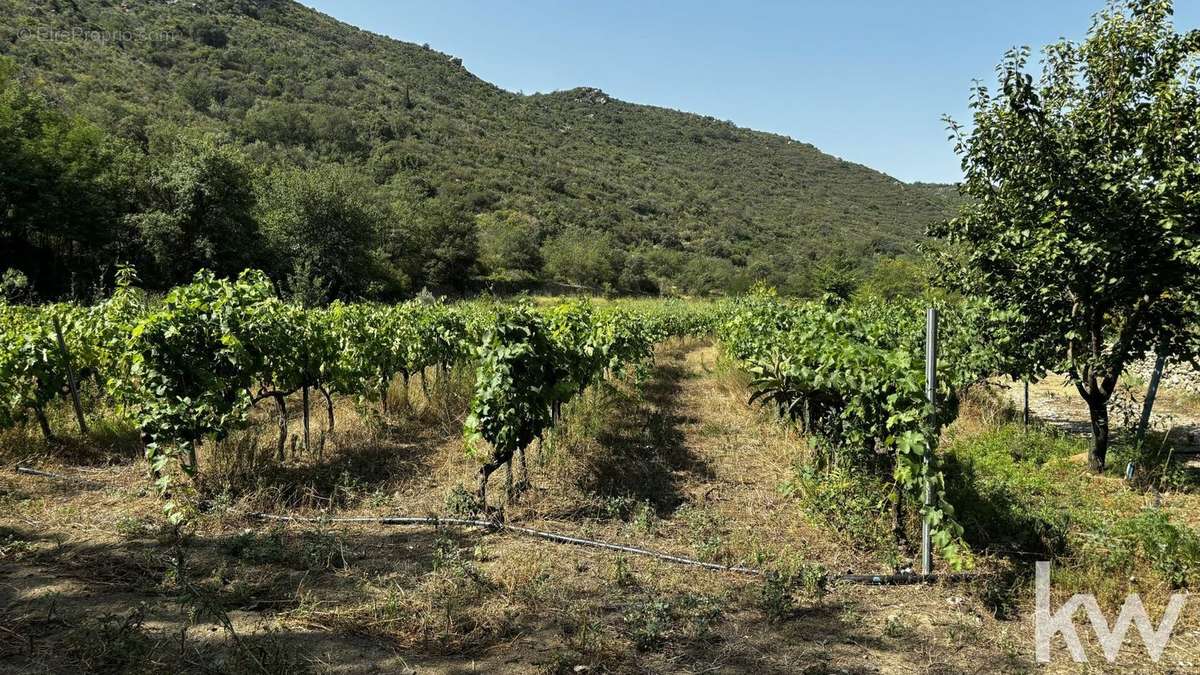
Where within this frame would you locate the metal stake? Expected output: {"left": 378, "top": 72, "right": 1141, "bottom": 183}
{"left": 921, "top": 308, "right": 937, "bottom": 576}
{"left": 1023, "top": 379, "right": 1029, "bottom": 431}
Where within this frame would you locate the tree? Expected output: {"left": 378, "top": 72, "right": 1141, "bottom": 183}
{"left": 258, "top": 164, "right": 399, "bottom": 300}
{"left": 420, "top": 200, "right": 479, "bottom": 293}
{"left": 856, "top": 257, "right": 930, "bottom": 301}
{"left": 241, "top": 101, "right": 314, "bottom": 147}
{"left": 542, "top": 227, "right": 622, "bottom": 291}
{"left": 932, "top": 0, "right": 1200, "bottom": 471}
{"left": 811, "top": 254, "right": 859, "bottom": 300}
{"left": 0, "top": 58, "right": 137, "bottom": 298}
{"left": 127, "top": 135, "right": 262, "bottom": 286}
{"left": 387, "top": 183, "right": 478, "bottom": 294}
{"left": 476, "top": 210, "right": 542, "bottom": 281}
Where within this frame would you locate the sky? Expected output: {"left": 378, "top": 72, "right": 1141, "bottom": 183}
{"left": 298, "top": 1, "right": 1199, "bottom": 184}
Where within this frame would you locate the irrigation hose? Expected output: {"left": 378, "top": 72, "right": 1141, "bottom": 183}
{"left": 248, "top": 512, "right": 981, "bottom": 584}
{"left": 14, "top": 465, "right": 105, "bottom": 488}
{"left": 11, "top": 467, "right": 981, "bottom": 585}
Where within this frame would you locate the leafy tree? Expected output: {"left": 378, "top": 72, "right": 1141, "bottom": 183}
{"left": 0, "top": 58, "right": 136, "bottom": 297}
{"left": 811, "top": 255, "right": 860, "bottom": 300}
{"left": 0, "top": 0, "right": 962, "bottom": 299}
{"left": 258, "top": 164, "right": 398, "bottom": 300}
{"left": 127, "top": 135, "right": 262, "bottom": 286}
{"left": 242, "top": 100, "right": 315, "bottom": 147}
{"left": 421, "top": 200, "right": 479, "bottom": 293}
{"left": 617, "top": 252, "right": 659, "bottom": 295}
{"left": 932, "top": 0, "right": 1200, "bottom": 470}
{"left": 856, "top": 257, "right": 930, "bottom": 301}
{"left": 543, "top": 227, "right": 623, "bottom": 291}
{"left": 389, "top": 189, "right": 478, "bottom": 294}
{"left": 476, "top": 210, "right": 542, "bottom": 281}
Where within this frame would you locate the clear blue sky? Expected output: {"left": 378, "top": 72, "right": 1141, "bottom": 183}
{"left": 299, "top": 1, "right": 1198, "bottom": 184}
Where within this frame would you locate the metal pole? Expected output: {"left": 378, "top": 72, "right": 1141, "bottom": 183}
{"left": 1023, "top": 379, "right": 1029, "bottom": 431}
{"left": 922, "top": 308, "right": 937, "bottom": 576}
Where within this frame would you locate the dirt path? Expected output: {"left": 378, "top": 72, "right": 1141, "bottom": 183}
{"left": 1000, "top": 373, "right": 1200, "bottom": 452}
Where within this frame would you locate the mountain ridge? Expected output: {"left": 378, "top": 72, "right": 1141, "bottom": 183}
{"left": 0, "top": 0, "right": 958, "bottom": 296}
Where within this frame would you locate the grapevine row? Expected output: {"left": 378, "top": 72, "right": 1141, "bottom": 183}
{"left": 714, "top": 289, "right": 1014, "bottom": 570}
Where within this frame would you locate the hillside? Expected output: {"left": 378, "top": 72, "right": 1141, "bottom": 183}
{"left": 0, "top": 0, "right": 958, "bottom": 297}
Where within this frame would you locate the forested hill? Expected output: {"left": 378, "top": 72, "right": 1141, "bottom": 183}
{"left": 0, "top": 0, "right": 958, "bottom": 299}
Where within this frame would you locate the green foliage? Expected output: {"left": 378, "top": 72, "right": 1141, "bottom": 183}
{"left": 784, "top": 465, "right": 895, "bottom": 554}
{"left": 464, "top": 304, "right": 559, "bottom": 463}
{"left": 0, "top": 59, "right": 136, "bottom": 297}
{"left": 464, "top": 298, "right": 704, "bottom": 504}
{"left": 622, "top": 593, "right": 724, "bottom": 650}
{"left": 476, "top": 209, "right": 542, "bottom": 281}
{"left": 941, "top": 426, "right": 1077, "bottom": 558}
{"left": 258, "top": 164, "right": 399, "bottom": 300}
{"left": 856, "top": 257, "right": 931, "bottom": 301}
{"left": 542, "top": 227, "right": 624, "bottom": 292}
{"left": 933, "top": 0, "right": 1200, "bottom": 470}
{"left": 716, "top": 291, "right": 1013, "bottom": 569}
{"left": 127, "top": 270, "right": 275, "bottom": 501}
{"left": 0, "top": 303, "right": 82, "bottom": 439}
{"left": 126, "top": 135, "right": 262, "bottom": 286}
{"left": 944, "top": 424, "right": 1200, "bottom": 602}
{"left": 0, "top": 0, "right": 958, "bottom": 298}
{"left": 1105, "top": 510, "right": 1200, "bottom": 589}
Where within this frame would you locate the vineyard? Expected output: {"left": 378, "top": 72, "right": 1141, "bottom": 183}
{"left": 2, "top": 271, "right": 1001, "bottom": 558}
{"left": 8, "top": 269, "right": 1200, "bottom": 671}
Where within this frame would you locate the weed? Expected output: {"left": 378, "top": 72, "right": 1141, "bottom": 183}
{"left": 623, "top": 598, "right": 672, "bottom": 650}
{"left": 0, "top": 530, "right": 35, "bottom": 558}
{"left": 299, "top": 528, "right": 349, "bottom": 571}
{"left": 223, "top": 527, "right": 289, "bottom": 565}
{"left": 114, "top": 515, "right": 155, "bottom": 539}
{"left": 883, "top": 613, "right": 910, "bottom": 639}
{"left": 674, "top": 593, "right": 724, "bottom": 641}
{"left": 623, "top": 592, "right": 726, "bottom": 649}
{"left": 784, "top": 464, "right": 892, "bottom": 554}
{"left": 630, "top": 500, "right": 658, "bottom": 534}
{"left": 678, "top": 505, "right": 726, "bottom": 563}
{"left": 445, "top": 484, "right": 481, "bottom": 515}
{"left": 60, "top": 606, "right": 156, "bottom": 672}
{"left": 612, "top": 555, "right": 637, "bottom": 589}
{"left": 759, "top": 571, "right": 796, "bottom": 622}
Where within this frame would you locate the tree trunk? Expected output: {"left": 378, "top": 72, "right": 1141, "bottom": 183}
{"left": 273, "top": 393, "right": 287, "bottom": 462}
{"left": 380, "top": 380, "right": 390, "bottom": 415}
{"left": 1086, "top": 395, "right": 1110, "bottom": 472}
{"left": 302, "top": 385, "right": 311, "bottom": 455}
{"left": 320, "top": 386, "right": 335, "bottom": 433}
{"left": 505, "top": 459, "right": 513, "bottom": 503}
{"left": 33, "top": 404, "right": 55, "bottom": 443}
{"left": 401, "top": 372, "right": 410, "bottom": 409}
{"left": 477, "top": 454, "right": 508, "bottom": 509}
{"left": 186, "top": 440, "right": 199, "bottom": 476}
